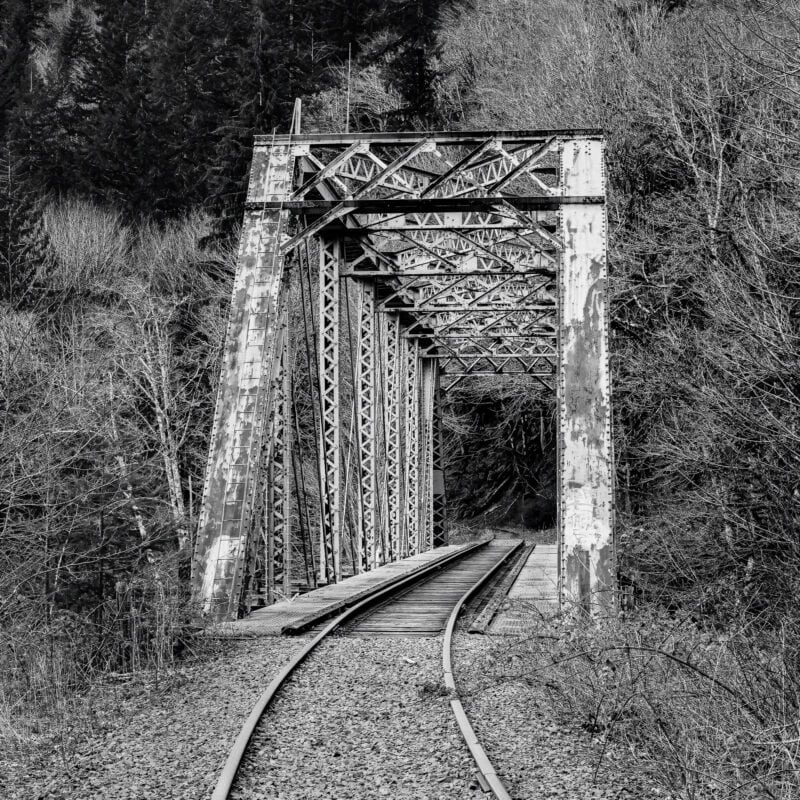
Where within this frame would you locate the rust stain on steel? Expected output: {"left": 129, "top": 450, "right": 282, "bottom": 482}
{"left": 192, "top": 145, "right": 294, "bottom": 618}
{"left": 559, "top": 137, "right": 615, "bottom": 616}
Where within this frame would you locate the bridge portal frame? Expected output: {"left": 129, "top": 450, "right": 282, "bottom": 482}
{"left": 192, "top": 129, "right": 615, "bottom": 620}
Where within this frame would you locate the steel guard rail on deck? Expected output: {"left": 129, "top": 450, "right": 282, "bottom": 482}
{"left": 443, "top": 540, "right": 524, "bottom": 800}
{"left": 211, "top": 537, "right": 493, "bottom": 800}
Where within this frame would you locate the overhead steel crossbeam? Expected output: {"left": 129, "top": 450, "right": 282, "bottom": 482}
{"left": 192, "top": 128, "right": 615, "bottom": 623}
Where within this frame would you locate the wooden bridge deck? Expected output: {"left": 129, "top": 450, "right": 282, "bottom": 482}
{"left": 490, "top": 543, "right": 559, "bottom": 634}
{"left": 216, "top": 541, "right": 482, "bottom": 636}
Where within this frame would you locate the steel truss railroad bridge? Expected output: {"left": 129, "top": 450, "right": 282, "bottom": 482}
{"left": 191, "top": 127, "right": 614, "bottom": 621}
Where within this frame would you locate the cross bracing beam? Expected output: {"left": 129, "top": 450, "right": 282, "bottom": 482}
{"left": 341, "top": 269, "right": 555, "bottom": 277}
{"left": 193, "top": 127, "right": 614, "bottom": 622}
{"left": 403, "top": 337, "right": 421, "bottom": 557}
{"left": 374, "top": 274, "right": 555, "bottom": 310}
{"left": 266, "top": 197, "right": 601, "bottom": 213}
{"left": 423, "top": 340, "right": 557, "bottom": 356}
{"left": 406, "top": 309, "right": 557, "bottom": 337}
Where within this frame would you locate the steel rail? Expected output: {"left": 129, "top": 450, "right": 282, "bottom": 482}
{"left": 210, "top": 537, "right": 493, "bottom": 800}
{"left": 442, "top": 540, "right": 525, "bottom": 800}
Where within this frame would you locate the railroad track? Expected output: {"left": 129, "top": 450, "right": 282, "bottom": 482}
{"left": 211, "top": 537, "right": 526, "bottom": 800}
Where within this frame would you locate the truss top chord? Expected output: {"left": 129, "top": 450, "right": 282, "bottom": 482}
{"left": 255, "top": 128, "right": 605, "bottom": 147}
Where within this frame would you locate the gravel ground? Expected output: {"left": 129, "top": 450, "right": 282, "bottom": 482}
{"left": 3, "top": 596, "right": 673, "bottom": 800}
{"left": 231, "top": 637, "right": 482, "bottom": 800}
{"left": 453, "top": 631, "right": 670, "bottom": 800}
{"left": 2, "top": 638, "right": 303, "bottom": 800}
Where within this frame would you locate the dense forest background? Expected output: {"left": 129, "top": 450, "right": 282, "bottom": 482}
{"left": 2, "top": 0, "right": 799, "bottom": 796}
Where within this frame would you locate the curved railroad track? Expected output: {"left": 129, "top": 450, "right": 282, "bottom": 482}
{"left": 211, "top": 537, "right": 525, "bottom": 800}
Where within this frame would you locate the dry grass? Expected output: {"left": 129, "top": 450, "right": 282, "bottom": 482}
{"left": 0, "top": 554, "right": 205, "bottom": 755}
{"left": 492, "top": 606, "right": 800, "bottom": 800}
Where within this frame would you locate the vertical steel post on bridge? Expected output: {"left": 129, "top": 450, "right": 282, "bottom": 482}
{"left": 403, "top": 336, "right": 421, "bottom": 557}
{"left": 265, "top": 309, "right": 293, "bottom": 602}
{"left": 558, "top": 137, "right": 615, "bottom": 616}
{"left": 317, "top": 237, "right": 341, "bottom": 584}
{"left": 419, "top": 358, "right": 436, "bottom": 551}
{"left": 432, "top": 371, "right": 448, "bottom": 547}
{"left": 382, "top": 313, "right": 404, "bottom": 561}
{"left": 355, "top": 280, "right": 379, "bottom": 569}
{"left": 192, "top": 143, "right": 294, "bottom": 620}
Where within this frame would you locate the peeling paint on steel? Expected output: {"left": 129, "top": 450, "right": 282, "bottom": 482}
{"left": 559, "top": 138, "right": 615, "bottom": 615}
{"left": 192, "top": 145, "right": 294, "bottom": 619}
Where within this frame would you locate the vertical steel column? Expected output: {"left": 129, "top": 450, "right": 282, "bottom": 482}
{"left": 267, "top": 310, "right": 293, "bottom": 601}
{"left": 419, "top": 358, "right": 436, "bottom": 551}
{"left": 280, "top": 334, "right": 293, "bottom": 596}
{"left": 383, "top": 313, "right": 403, "bottom": 560}
{"left": 558, "top": 137, "right": 615, "bottom": 615}
{"left": 404, "top": 337, "right": 421, "bottom": 556}
{"left": 355, "top": 281, "right": 379, "bottom": 569}
{"left": 432, "top": 370, "right": 448, "bottom": 546}
{"left": 318, "top": 238, "right": 341, "bottom": 583}
{"left": 375, "top": 313, "right": 390, "bottom": 564}
{"left": 193, "top": 144, "right": 294, "bottom": 619}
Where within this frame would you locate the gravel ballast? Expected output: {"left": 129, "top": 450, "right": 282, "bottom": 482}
{"left": 3, "top": 638, "right": 303, "bottom": 800}
{"left": 452, "top": 631, "right": 670, "bottom": 800}
{"left": 230, "top": 637, "right": 480, "bottom": 800}
{"left": 5, "top": 604, "right": 674, "bottom": 799}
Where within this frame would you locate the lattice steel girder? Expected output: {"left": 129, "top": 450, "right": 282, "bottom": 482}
{"left": 559, "top": 138, "right": 615, "bottom": 616}
{"left": 257, "top": 130, "right": 597, "bottom": 206}
{"left": 341, "top": 269, "right": 555, "bottom": 277}
{"left": 374, "top": 314, "right": 390, "bottom": 565}
{"left": 431, "top": 368, "right": 447, "bottom": 546}
{"left": 192, "top": 144, "right": 294, "bottom": 620}
{"left": 404, "top": 338, "right": 421, "bottom": 556}
{"left": 419, "top": 359, "right": 436, "bottom": 551}
{"left": 375, "top": 274, "right": 555, "bottom": 312}
{"left": 265, "top": 308, "right": 292, "bottom": 603}
{"left": 407, "top": 308, "right": 556, "bottom": 337}
{"left": 281, "top": 203, "right": 572, "bottom": 255}
{"left": 429, "top": 340, "right": 557, "bottom": 360}
{"left": 318, "top": 238, "right": 341, "bottom": 583}
{"left": 343, "top": 209, "right": 558, "bottom": 234}
{"left": 382, "top": 313, "right": 403, "bottom": 560}
{"left": 355, "top": 281, "right": 379, "bottom": 569}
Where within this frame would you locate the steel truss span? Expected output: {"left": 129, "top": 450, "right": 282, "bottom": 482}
{"left": 192, "top": 128, "right": 615, "bottom": 621}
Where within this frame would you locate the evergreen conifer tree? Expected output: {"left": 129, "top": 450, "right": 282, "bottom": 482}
{"left": 76, "top": 0, "right": 164, "bottom": 218}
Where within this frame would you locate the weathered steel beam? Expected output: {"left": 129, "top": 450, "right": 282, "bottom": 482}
{"left": 318, "top": 238, "right": 341, "bottom": 583}
{"left": 432, "top": 367, "right": 447, "bottom": 546}
{"left": 419, "top": 358, "right": 436, "bottom": 551}
{"left": 404, "top": 338, "right": 421, "bottom": 557}
{"left": 341, "top": 269, "right": 555, "bottom": 277}
{"left": 558, "top": 137, "right": 615, "bottom": 616}
{"left": 256, "top": 128, "right": 603, "bottom": 146}
{"left": 378, "top": 305, "right": 555, "bottom": 313}
{"left": 192, "top": 144, "right": 294, "bottom": 620}
{"left": 382, "top": 313, "right": 403, "bottom": 560}
{"left": 355, "top": 281, "right": 379, "bottom": 569}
